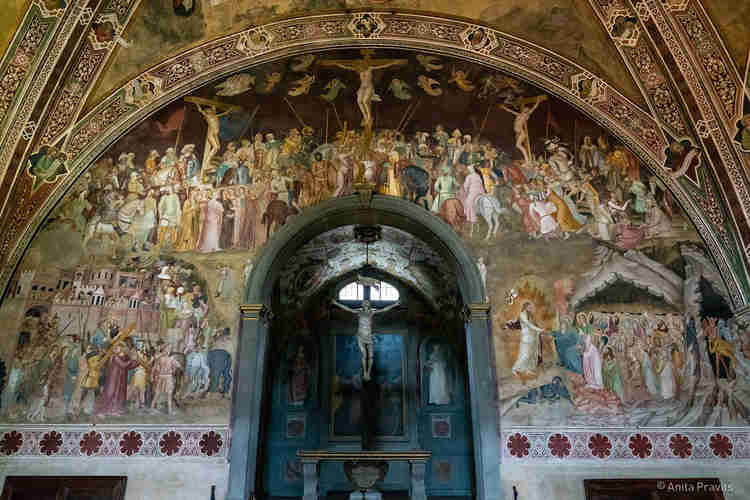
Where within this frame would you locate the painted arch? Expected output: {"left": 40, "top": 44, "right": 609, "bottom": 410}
{"left": 1, "top": 11, "right": 745, "bottom": 308}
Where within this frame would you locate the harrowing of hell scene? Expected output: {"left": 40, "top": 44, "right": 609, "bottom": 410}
{"left": 1, "top": 47, "right": 747, "bottom": 427}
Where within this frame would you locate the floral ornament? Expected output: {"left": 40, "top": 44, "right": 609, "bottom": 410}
{"left": 628, "top": 434, "right": 652, "bottom": 459}
{"left": 80, "top": 431, "right": 103, "bottom": 456}
{"left": 507, "top": 433, "right": 530, "bottom": 458}
{"left": 0, "top": 431, "right": 23, "bottom": 455}
{"left": 200, "top": 431, "right": 223, "bottom": 456}
{"left": 588, "top": 434, "right": 611, "bottom": 459}
{"left": 40, "top": 431, "right": 63, "bottom": 455}
{"left": 709, "top": 434, "right": 732, "bottom": 458}
{"left": 548, "top": 433, "right": 571, "bottom": 458}
{"left": 119, "top": 431, "right": 142, "bottom": 456}
{"left": 159, "top": 431, "right": 182, "bottom": 456}
{"left": 669, "top": 434, "right": 692, "bottom": 458}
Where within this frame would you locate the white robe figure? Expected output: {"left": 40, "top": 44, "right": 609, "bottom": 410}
{"left": 512, "top": 310, "right": 544, "bottom": 376}
{"left": 641, "top": 351, "right": 659, "bottom": 396}
{"left": 582, "top": 334, "right": 604, "bottom": 389}
{"left": 2, "top": 366, "right": 23, "bottom": 410}
{"left": 659, "top": 350, "right": 676, "bottom": 399}
{"left": 531, "top": 199, "right": 558, "bottom": 235}
{"left": 428, "top": 345, "right": 450, "bottom": 405}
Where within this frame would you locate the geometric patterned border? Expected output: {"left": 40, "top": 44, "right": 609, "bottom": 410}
{"left": 587, "top": 0, "right": 692, "bottom": 140}
{"left": 0, "top": 425, "right": 229, "bottom": 459}
{"left": 502, "top": 429, "right": 750, "bottom": 462}
{"left": 647, "top": 1, "right": 750, "bottom": 255}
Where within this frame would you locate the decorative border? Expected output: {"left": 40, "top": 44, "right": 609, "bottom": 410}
{"left": 0, "top": 0, "right": 87, "bottom": 199}
{"left": 644, "top": 0, "right": 750, "bottom": 286}
{"left": 502, "top": 429, "right": 750, "bottom": 462}
{"left": 0, "top": 5, "right": 58, "bottom": 138}
{"left": 0, "top": 2, "right": 64, "bottom": 191}
{"left": 0, "top": 425, "right": 229, "bottom": 459}
{"left": 645, "top": 1, "right": 750, "bottom": 242}
{"left": 37, "top": 0, "right": 143, "bottom": 148}
{"left": 670, "top": 2, "right": 743, "bottom": 124}
{"left": 588, "top": 0, "right": 691, "bottom": 139}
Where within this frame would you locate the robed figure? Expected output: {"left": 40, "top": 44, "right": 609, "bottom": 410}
{"left": 94, "top": 345, "right": 139, "bottom": 416}
{"left": 197, "top": 193, "right": 224, "bottom": 252}
{"left": 511, "top": 302, "right": 546, "bottom": 381}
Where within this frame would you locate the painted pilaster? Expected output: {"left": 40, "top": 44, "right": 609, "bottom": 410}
{"left": 226, "top": 304, "right": 272, "bottom": 500}
{"left": 465, "top": 303, "right": 502, "bottom": 500}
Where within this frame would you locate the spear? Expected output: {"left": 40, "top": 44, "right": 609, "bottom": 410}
{"left": 283, "top": 97, "right": 307, "bottom": 128}
{"left": 331, "top": 102, "right": 344, "bottom": 131}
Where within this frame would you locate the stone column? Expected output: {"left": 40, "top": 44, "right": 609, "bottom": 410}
{"left": 302, "top": 459, "right": 320, "bottom": 500}
{"left": 465, "top": 303, "right": 503, "bottom": 500}
{"left": 226, "top": 304, "right": 272, "bottom": 500}
{"left": 409, "top": 459, "right": 427, "bottom": 500}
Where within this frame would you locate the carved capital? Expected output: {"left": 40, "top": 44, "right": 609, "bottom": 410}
{"left": 463, "top": 303, "right": 491, "bottom": 322}
{"left": 239, "top": 303, "right": 273, "bottom": 322}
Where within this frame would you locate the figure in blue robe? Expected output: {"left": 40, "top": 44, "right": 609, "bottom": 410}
{"left": 549, "top": 330, "right": 583, "bottom": 374}
{"left": 517, "top": 376, "right": 571, "bottom": 406}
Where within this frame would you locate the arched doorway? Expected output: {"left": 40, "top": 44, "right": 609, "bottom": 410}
{"left": 230, "top": 194, "right": 499, "bottom": 500}
{"left": 262, "top": 264, "right": 474, "bottom": 498}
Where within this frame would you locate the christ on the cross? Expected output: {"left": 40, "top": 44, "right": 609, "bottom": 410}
{"left": 320, "top": 50, "right": 408, "bottom": 130}
{"left": 332, "top": 298, "right": 401, "bottom": 381}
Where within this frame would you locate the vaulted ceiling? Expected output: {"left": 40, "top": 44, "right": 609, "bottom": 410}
{"left": 0, "top": 0, "right": 749, "bottom": 319}
{"left": 278, "top": 225, "right": 458, "bottom": 309}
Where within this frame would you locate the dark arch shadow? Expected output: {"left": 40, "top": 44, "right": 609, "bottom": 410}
{"left": 244, "top": 194, "right": 485, "bottom": 304}
{"left": 230, "top": 193, "right": 500, "bottom": 500}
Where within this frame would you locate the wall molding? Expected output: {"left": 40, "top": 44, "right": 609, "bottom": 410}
{"left": 0, "top": 425, "right": 229, "bottom": 459}
{"left": 502, "top": 428, "right": 750, "bottom": 462}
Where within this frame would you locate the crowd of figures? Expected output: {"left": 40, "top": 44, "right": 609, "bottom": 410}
{"left": 53, "top": 107, "right": 691, "bottom": 254}
{"left": 513, "top": 306, "right": 750, "bottom": 420}
{"left": 2, "top": 260, "right": 233, "bottom": 422}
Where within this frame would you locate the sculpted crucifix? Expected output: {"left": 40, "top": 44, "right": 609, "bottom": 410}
{"left": 331, "top": 298, "right": 401, "bottom": 381}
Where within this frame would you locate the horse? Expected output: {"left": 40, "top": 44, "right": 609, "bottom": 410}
{"left": 83, "top": 199, "right": 141, "bottom": 247}
{"left": 473, "top": 194, "right": 507, "bottom": 240}
{"left": 261, "top": 200, "right": 298, "bottom": 239}
{"left": 184, "top": 351, "right": 210, "bottom": 398}
{"left": 83, "top": 216, "right": 121, "bottom": 246}
{"left": 401, "top": 165, "right": 430, "bottom": 209}
{"left": 207, "top": 349, "right": 232, "bottom": 395}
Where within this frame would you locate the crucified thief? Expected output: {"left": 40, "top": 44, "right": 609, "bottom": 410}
{"left": 332, "top": 298, "right": 401, "bottom": 381}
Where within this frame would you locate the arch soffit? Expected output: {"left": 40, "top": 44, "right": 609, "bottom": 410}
{"left": 4, "top": 11, "right": 744, "bottom": 306}
{"left": 245, "top": 194, "right": 484, "bottom": 305}
{"left": 278, "top": 225, "right": 457, "bottom": 310}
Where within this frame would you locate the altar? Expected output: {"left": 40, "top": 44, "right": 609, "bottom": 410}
{"left": 297, "top": 450, "right": 432, "bottom": 500}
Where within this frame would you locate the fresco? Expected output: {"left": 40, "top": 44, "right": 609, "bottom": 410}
{"left": 0, "top": 48, "right": 746, "bottom": 428}
{"left": 85, "top": 0, "right": 643, "bottom": 110}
